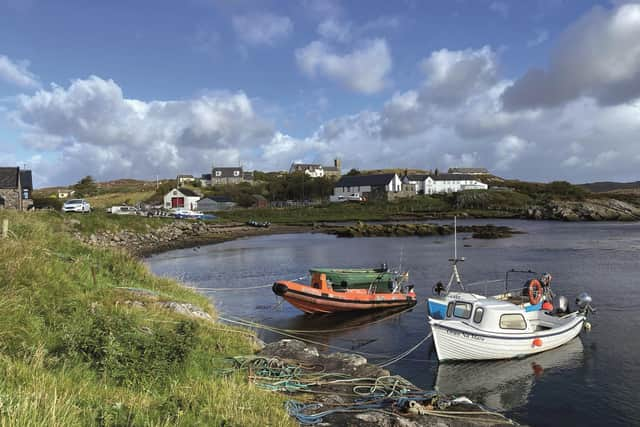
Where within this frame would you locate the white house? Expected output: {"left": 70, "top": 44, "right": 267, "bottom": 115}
{"left": 57, "top": 189, "right": 76, "bottom": 199}
{"left": 164, "top": 188, "right": 201, "bottom": 210}
{"left": 333, "top": 173, "right": 402, "bottom": 200}
{"left": 290, "top": 159, "right": 341, "bottom": 178}
{"left": 404, "top": 173, "right": 488, "bottom": 195}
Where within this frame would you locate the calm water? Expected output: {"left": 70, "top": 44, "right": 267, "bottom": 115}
{"left": 146, "top": 219, "right": 640, "bottom": 426}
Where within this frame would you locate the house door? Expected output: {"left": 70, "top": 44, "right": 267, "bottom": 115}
{"left": 171, "top": 197, "right": 184, "bottom": 208}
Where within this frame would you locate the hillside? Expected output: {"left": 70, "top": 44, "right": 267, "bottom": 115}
{"left": 578, "top": 181, "right": 640, "bottom": 193}
{"left": 0, "top": 211, "right": 293, "bottom": 426}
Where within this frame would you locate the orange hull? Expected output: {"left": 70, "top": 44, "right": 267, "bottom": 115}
{"left": 272, "top": 272, "right": 417, "bottom": 314}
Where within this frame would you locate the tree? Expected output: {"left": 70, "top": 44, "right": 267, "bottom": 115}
{"left": 73, "top": 176, "right": 98, "bottom": 197}
{"left": 346, "top": 168, "right": 360, "bottom": 176}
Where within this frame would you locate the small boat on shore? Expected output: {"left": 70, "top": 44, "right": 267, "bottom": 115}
{"left": 273, "top": 269, "right": 417, "bottom": 314}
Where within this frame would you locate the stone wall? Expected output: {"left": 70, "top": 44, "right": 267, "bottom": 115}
{"left": 0, "top": 189, "right": 21, "bottom": 209}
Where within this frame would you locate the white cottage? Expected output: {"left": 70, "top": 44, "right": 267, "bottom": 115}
{"left": 404, "top": 173, "right": 488, "bottom": 195}
{"left": 333, "top": 173, "right": 402, "bottom": 200}
{"left": 163, "top": 188, "right": 201, "bottom": 210}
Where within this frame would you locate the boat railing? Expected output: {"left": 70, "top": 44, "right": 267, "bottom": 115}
{"left": 459, "top": 279, "right": 537, "bottom": 305}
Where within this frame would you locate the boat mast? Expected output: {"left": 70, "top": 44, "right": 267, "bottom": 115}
{"left": 446, "top": 216, "right": 465, "bottom": 292}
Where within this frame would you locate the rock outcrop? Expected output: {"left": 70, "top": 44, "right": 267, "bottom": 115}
{"left": 526, "top": 198, "right": 640, "bottom": 221}
{"left": 320, "top": 222, "right": 522, "bottom": 239}
{"left": 258, "top": 339, "right": 515, "bottom": 426}
{"left": 74, "top": 221, "right": 287, "bottom": 256}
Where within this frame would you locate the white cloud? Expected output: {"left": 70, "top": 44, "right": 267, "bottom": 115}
{"left": 420, "top": 46, "right": 498, "bottom": 106}
{"left": 494, "top": 135, "right": 532, "bottom": 170}
{"left": 11, "top": 76, "right": 274, "bottom": 185}
{"left": 0, "top": 54, "right": 40, "bottom": 89}
{"left": 527, "top": 29, "right": 549, "bottom": 47}
{"left": 232, "top": 12, "right": 293, "bottom": 46}
{"left": 503, "top": 3, "right": 640, "bottom": 109}
{"left": 295, "top": 38, "right": 392, "bottom": 94}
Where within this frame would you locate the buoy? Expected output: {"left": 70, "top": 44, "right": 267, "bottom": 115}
{"left": 542, "top": 301, "right": 554, "bottom": 311}
{"left": 532, "top": 338, "right": 543, "bottom": 347}
{"left": 584, "top": 321, "right": 592, "bottom": 331}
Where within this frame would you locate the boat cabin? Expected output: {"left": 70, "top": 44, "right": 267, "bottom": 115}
{"left": 444, "top": 298, "right": 553, "bottom": 334}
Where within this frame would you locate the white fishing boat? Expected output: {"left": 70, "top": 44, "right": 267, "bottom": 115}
{"left": 429, "top": 293, "right": 593, "bottom": 361}
{"left": 427, "top": 217, "right": 595, "bottom": 361}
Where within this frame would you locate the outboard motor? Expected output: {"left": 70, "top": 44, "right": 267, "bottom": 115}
{"left": 556, "top": 295, "right": 569, "bottom": 314}
{"left": 575, "top": 292, "right": 594, "bottom": 314}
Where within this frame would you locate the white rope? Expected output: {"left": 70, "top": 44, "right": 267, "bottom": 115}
{"left": 378, "top": 333, "right": 432, "bottom": 368}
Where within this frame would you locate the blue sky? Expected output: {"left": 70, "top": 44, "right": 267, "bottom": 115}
{"left": 1, "top": 0, "right": 640, "bottom": 186}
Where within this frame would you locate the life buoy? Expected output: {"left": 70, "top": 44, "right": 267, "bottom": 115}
{"left": 528, "top": 279, "right": 543, "bottom": 305}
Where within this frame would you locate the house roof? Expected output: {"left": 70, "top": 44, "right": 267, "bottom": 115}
{"left": 20, "top": 170, "right": 33, "bottom": 190}
{"left": 0, "top": 167, "right": 19, "bottom": 189}
{"left": 448, "top": 167, "right": 489, "bottom": 174}
{"left": 429, "top": 173, "right": 476, "bottom": 181}
{"left": 177, "top": 174, "right": 194, "bottom": 178}
{"left": 175, "top": 188, "right": 199, "bottom": 197}
{"left": 201, "top": 196, "right": 234, "bottom": 203}
{"left": 335, "top": 173, "right": 397, "bottom": 187}
{"left": 252, "top": 194, "right": 267, "bottom": 201}
{"left": 201, "top": 174, "right": 212, "bottom": 180}
{"left": 405, "top": 174, "right": 430, "bottom": 181}
{"left": 324, "top": 166, "right": 340, "bottom": 172}
{"left": 213, "top": 167, "right": 243, "bottom": 178}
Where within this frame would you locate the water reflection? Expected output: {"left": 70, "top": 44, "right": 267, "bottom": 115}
{"left": 434, "top": 338, "right": 584, "bottom": 411}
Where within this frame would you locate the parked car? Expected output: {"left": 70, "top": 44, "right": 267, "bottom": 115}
{"left": 329, "top": 193, "right": 364, "bottom": 203}
{"left": 62, "top": 199, "right": 91, "bottom": 213}
{"left": 107, "top": 205, "right": 139, "bottom": 215}
{"left": 170, "top": 208, "right": 204, "bottom": 219}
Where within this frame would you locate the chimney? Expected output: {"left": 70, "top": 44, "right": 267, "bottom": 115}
{"left": 334, "top": 158, "right": 341, "bottom": 170}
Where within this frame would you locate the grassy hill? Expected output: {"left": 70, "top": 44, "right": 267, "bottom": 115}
{"left": 0, "top": 210, "right": 293, "bottom": 426}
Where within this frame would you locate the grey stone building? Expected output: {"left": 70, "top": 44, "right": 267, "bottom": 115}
{"left": 0, "top": 167, "right": 33, "bottom": 210}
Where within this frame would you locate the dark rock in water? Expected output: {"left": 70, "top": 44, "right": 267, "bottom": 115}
{"left": 324, "top": 223, "right": 521, "bottom": 240}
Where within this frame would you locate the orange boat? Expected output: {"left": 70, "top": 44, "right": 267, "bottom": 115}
{"left": 272, "top": 271, "right": 417, "bottom": 314}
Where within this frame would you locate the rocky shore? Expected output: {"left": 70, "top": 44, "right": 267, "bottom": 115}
{"left": 74, "top": 220, "right": 308, "bottom": 257}
{"left": 252, "top": 339, "right": 515, "bottom": 426}
{"left": 320, "top": 222, "right": 522, "bottom": 239}
{"left": 525, "top": 198, "right": 640, "bottom": 221}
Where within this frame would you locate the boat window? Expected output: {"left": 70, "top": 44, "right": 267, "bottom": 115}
{"left": 499, "top": 314, "right": 527, "bottom": 330}
{"left": 453, "top": 302, "right": 472, "bottom": 319}
{"left": 446, "top": 302, "right": 454, "bottom": 318}
{"left": 473, "top": 307, "right": 484, "bottom": 323}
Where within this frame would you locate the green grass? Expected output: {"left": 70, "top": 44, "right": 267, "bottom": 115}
{"left": 0, "top": 211, "right": 295, "bottom": 426}
{"left": 86, "top": 191, "right": 156, "bottom": 209}
{"left": 216, "top": 194, "right": 504, "bottom": 224}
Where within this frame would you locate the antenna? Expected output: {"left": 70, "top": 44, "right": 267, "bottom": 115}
{"left": 445, "top": 215, "right": 465, "bottom": 293}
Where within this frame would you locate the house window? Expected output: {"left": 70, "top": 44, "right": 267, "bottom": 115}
{"left": 23, "top": 189, "right": 29, "bottom": 199}
{"left": 453, "top": 302, "right": 472, "bottom": 319}
{"left": 215, "top": 171, "right": 222, "bottom": 177}
{"left": 499, "top": 314, "right": 527, "bottom": 330}
{"left": 233, "top": 170, "right": 240, "bottom": 177}
{"left": 473, "top": 307, "right": 484, "bottom": 323}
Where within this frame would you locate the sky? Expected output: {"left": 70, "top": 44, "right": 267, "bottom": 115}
{"left": 1, "top": 0, "right": 640, "bottom": 187}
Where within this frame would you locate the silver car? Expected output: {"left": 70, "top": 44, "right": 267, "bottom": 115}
{"left": 62, "top": 199, "right": 91, "bottom": 213}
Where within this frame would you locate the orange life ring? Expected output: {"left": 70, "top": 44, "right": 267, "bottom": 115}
{"left": 528, "top": 279, "right": 543, "bottom": 305}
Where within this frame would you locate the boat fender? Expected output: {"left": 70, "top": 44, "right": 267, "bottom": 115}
{"left": 528, "top": 279, "right": 543, "bottom": 305}
{"left": 272, "top": 282, "right": 288, "bottom": 297}
{"left": 532, "top": 338, "right": 543, "bottom": 347}
{"left": 584, "top": 321, "right": 592, "bottom": 331}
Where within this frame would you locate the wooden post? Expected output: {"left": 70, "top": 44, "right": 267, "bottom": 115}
{"left": 2, "top": 219, "right": 7, "bottom": 239}
{"left": 91, "top": 265, "right": 97, "bottom": 287}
